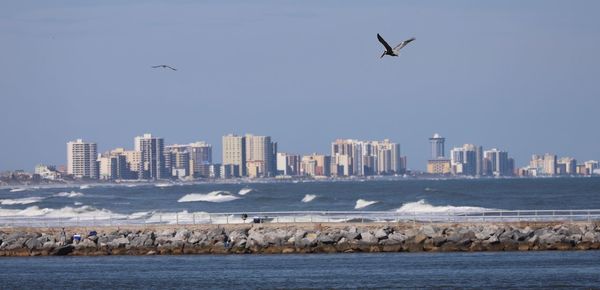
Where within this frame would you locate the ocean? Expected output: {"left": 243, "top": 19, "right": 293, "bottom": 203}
{"left": 1, "top": 251, "right": 600, "bottom": 289}
{"left": 2, "top": 178, "right": 600, "bottom": 288}
{"left": 1, "top": 178, "right": 600, "bottom": 219}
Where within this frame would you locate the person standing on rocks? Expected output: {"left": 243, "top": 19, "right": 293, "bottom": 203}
{"left": 59, "top": 228, "right": 67, "bottom": 246}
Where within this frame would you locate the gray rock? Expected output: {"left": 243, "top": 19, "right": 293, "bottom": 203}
{"left": 174, "top": 229, "right": 190, "bottom": 240}
{"left": 317, "top": 234, "right": 335, "bottom": 245}
{"left": 109, "top": 237, "right": 130, "bottom": 248}
{"left": 420, "top": 225, "right": 437, "bottom": 237}
{"left": 359, "top": 232, "right": 378, "bottom": 244}
{"left": 159, "top": 229, "right": 176, "bottom": 237}
{"left": 374, "top": 228, "right": 388, "bottom": 240}
{"left": 25, "top": 238, "right": 42, "bottom": 250}
{"left": 76, "top": 239, "right": 97, "bottom": 249}
{"left": 388, "top": 232, "right": 407, "bottom": 243}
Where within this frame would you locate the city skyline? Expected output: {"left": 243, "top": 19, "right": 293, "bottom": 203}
{"left": 2, "top": 1, "right": 600, "bottom": 171}
{"left": 2, "top": 130, "right": 600, "bottom": 175}
{"left": 23, "top": 132, "right": 597, "bottom": 181}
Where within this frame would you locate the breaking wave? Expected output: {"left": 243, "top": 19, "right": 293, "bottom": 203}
{"left": 394, "top": 199, "right": 495, "bottom": 213}
{"left": 9, "top": 188, "right": 27, "bottom": 193}
{"left": 238, "top": 188, "right": 253, "bottom": 195}
{"left": 355, "top": 199, "right": 378, "bottom": 209}
{"left": 0, "top": 205, "right": 122, "bottom": 218}
{"left": 178, "top": 191, "right": 240, "bottom": 203}
{"left": 301, "top": 194, "right": 317, "bottom": 203}
{"left": 0, "top": 197, "right": 45, "bottom": 205}
{"left": 155, "top": 183, "right": 173, "bottom": 188}
{"left": 79, "top": 185, "right": 91, "bottom": 190}
{"left": 54, "top": 191, "right": 84, "bottom": 198}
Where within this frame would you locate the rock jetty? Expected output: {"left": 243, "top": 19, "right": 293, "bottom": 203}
{"left": 1, "top": 222, "right": 600, "bottom": 256}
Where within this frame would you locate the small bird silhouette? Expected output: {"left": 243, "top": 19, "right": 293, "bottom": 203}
{"left": 377, "top": 34, "right": 415, "bottom": 58}
{"left": 152, "top": 65, "right": 177, "bottom": 71}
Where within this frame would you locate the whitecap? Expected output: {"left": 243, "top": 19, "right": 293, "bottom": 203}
{"left": 74, "top": 202, "right": 83, "bottom": 206}
{"left": 155, "top": 183, "right": 173, "bottom": 188}
{"left": 54, "top": 191, "right": 84, "bottom": 198}
{"left": 0, "top": 196, "right": 45, "bottom": 205}
{"left": 394, "top": 199, "right": 495, "bottom": 213}
{"left": 238, "top": 188, "right": 253, "bottom": 196}
{"left": 0, "top": 205, "right": 123, "bottom": 219}
{"left": 9, "top": 188, "right": 27, "bottom": 193}
{"left": 178, "top": 191, "right": 240, "bottom": 203}
{"left": 355, "top": 199, "right": 378, "bottom": 209}
{"left": 301, "top": 194, "right": 317, "bottom": 203}
{"left": 79, "top": 185, "right": 91, "bottom": 190}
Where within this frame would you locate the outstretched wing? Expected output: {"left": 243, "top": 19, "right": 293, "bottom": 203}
{"left": 151, "top": 65, "right": 163, "bottom": 68}
{"left": 377, "top": 33, "right": 393, "bottom": 53}
{"left": 165, "top": 65, "right": 177, "bottom": 71}
{"left": 393, "top": 37, "right": 415, "bottom": 51}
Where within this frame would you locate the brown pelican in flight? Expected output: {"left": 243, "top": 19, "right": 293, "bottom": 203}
{"left": 152, "top": 65, "right": 177, "bottom": 71}
{"left": 377, "top": 33, "right": 415, "bottom": 58}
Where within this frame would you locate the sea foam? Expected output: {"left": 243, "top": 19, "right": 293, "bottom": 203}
{"left": 0, "top": 197, "right": 45, "bottom": 205}
{"left": 178, "top": 191, "right": 240, "bottom": 203}
{"left": 9, "top": 188, "right": 27, "bottom": 193}
{"left": 355, "top": 199, "right": 378, "bottom": 209}
{"left": 0, "top": 205, "right": 122, "bottom": 219}
{"left": 301, "top": 194, "right": 317, "bottom": 203}
{"left": 238, "top": 188, "right": 253, "bottom": 195}
{"left": 54, "top": 191, "right": 84, "bottom": 198}
{"left": 395, "top": 199, "right": 494, "bottom": 213}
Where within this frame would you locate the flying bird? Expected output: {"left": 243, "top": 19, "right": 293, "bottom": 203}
{"left": 152, "top": 65, "right": 177, "bottom": 71}
{"left": 377, "top": 33, "right": 415, "bottom": 58}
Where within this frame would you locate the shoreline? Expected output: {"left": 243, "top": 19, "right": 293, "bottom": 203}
{"left": 1, "top": 221, "right": 599, "bottom": 257}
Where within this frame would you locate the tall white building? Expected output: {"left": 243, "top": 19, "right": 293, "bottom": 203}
{"left": 67, "top": 139, "right": 98, "bottom": 179}
{"left": 331, "top": 139, "right": 403, "bottom": 176}
{"left": 245, "top": 134, "right": 277, "bottom": 177}
{"left": 134, "top": 133, "right": 165, "bottom": 180}
{"left": 277, "top": 152, "right": 300, "bottom": 176}
{"left": 222, "top": 134, "right": 246, "bottom": 177}
{"left": 429, "top": 133, "right": 446, "bottom": 159}
{"left": 450, "top": 144, "right": 482, "bottom": 176}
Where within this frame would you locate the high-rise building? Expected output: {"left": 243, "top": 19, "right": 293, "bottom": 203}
{"left": 244, "top": 134, "right": 277, "bottom": 177}
{"left": 584, "top": 160, "right": 599, "bottom": 175}
{"left": 222, "top": 134, "right": 246, "bottom": 177}
{"left": 429, "top": 133, "right": 446, "bottom": 159}
{"left": 134, "top": 133, "right": 165, "bottom": 180}
{"left": 67, "top": 139, "right": 98, "bottom": 179}
{"left": 189, "top": 142, "right": 212, "bottom": 177}
{"left": 557, "top": 157, "right": 577, "bottom": 175}
{"left": 98, "top": 153, "right": 127, "bottom": 180}
{"left": 276, "top": 152, "right": 300, "bottom": 176}
{"left": 427, "top": 134, "right": 451, "bottom": 174}
{"left": 543, "top": 153, "right": 557, "bottom": 176}
{"left": 331, "top": 139, "right": 402, "bottom": 176}
{"left": 110, "top": 148, "right": 142, "bottom": 179}
{"left": 301, "top": 154, "right": 331, "bottom": 177}
{"left": 450, "top": 144, "right": 481, "bottom": 176}
{"left": 484, "top": 148, "right": 513, "bottom": 176}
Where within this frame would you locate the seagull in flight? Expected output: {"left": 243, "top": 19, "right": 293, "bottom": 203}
{"left": 377, "top": 33, "right": 415, "bottom": 58}
{"left": 152, "top": 64, "right": 177, "bottom": 71}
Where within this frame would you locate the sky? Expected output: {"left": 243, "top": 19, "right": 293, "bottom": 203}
{"left": 1, "top": 0, "right": 599, "bottom": 171}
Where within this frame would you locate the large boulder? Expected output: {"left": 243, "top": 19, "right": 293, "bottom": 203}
{"left": 108, "top": 237, "right": 130, "bottom": 248}
{"left": 25, "top": 238, "right": 42, "bottom": 250}
{"left": 359, "top": 232, "right": 378, "bottom": 244}
{"left": 374, "top": 228, "right": 389, "bottom": 240}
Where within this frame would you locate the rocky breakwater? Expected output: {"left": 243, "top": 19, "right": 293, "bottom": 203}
{"left": 1, "top": 222, "right": 600, "bottom": 256}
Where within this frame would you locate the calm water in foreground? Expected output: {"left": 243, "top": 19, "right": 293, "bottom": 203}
{"left": 1, "top": 251, "right": 599, "bottom": 289}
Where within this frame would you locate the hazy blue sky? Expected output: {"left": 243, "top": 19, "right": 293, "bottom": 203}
{"left": 1, "top": 0, "right": 599, "bottom": 171}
